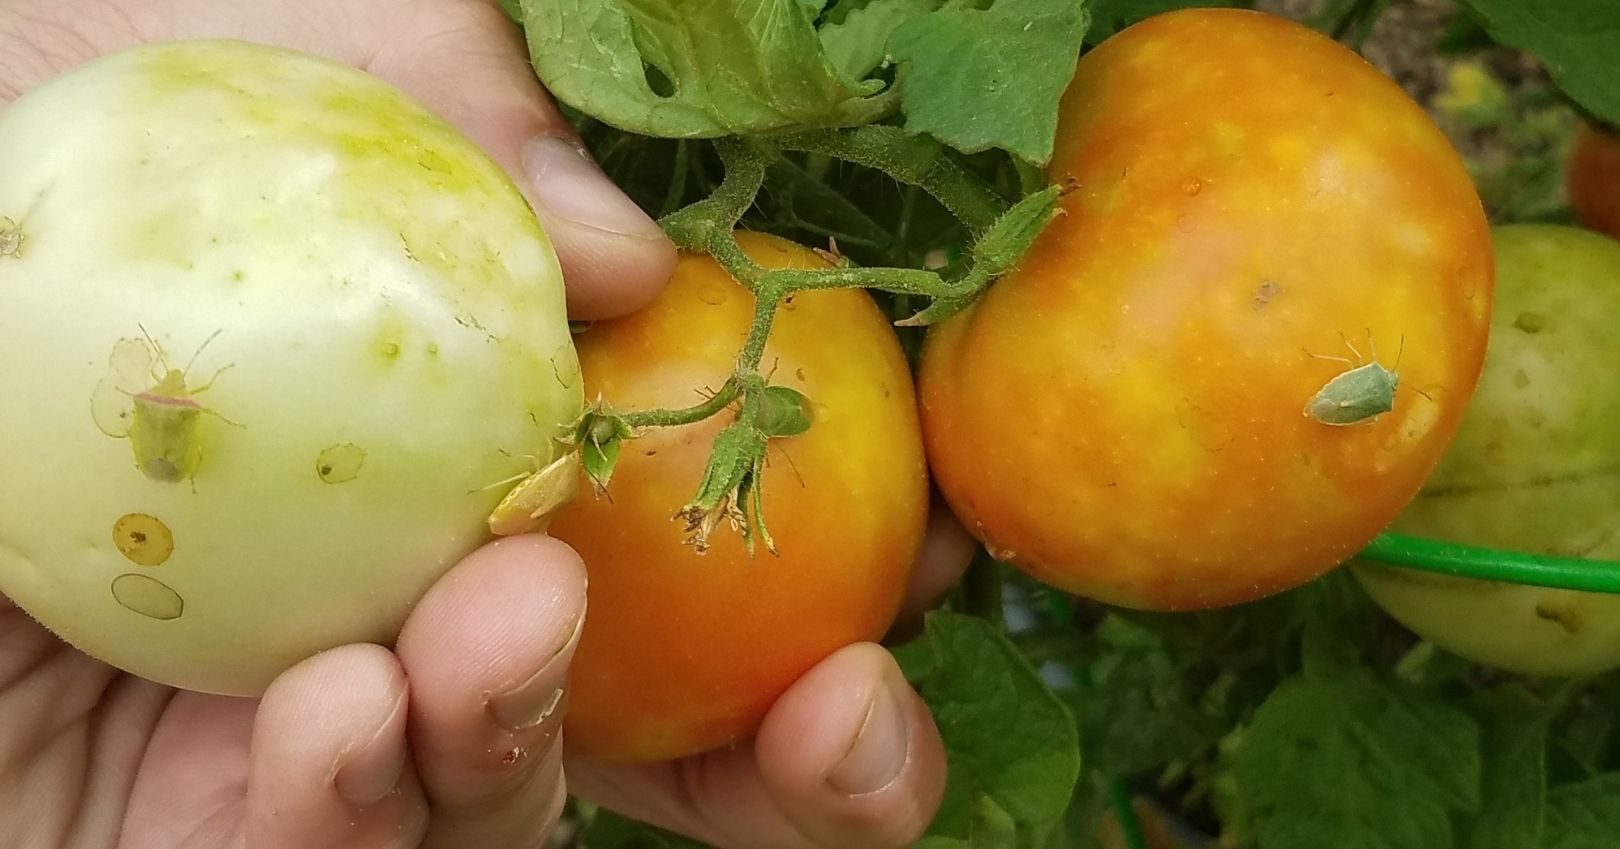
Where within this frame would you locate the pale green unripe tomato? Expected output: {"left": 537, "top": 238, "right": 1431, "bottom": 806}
{"left": 1353, "top": 225, "right": 1620, "bottom": 677}
{"left": 0, "top": 40, "right": 582, "bottom": 695}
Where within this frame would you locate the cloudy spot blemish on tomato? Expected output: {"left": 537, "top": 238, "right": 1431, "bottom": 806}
{"left": 111, "top": 573, "right": 184, "bottom": 620}
{"left": 1254, "top": 279, "right": 1283, "bottom": 308}
{"left": 114, "top": 513, "right": 174, "bottom": 566}
{"left": 316, "top": 443, "right": 365, "bottom": 483}
{"left": 697, "top": 283, "right": 727, "bottom": 306}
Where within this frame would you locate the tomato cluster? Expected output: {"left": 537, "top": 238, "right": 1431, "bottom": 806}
{"left": 556, "top": 9, "right": 1495, "bottom": 761}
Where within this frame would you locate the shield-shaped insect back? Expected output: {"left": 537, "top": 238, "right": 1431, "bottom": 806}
{"left": 91, "top": 329, "right": 237, "bottom": 483}
{"left": 1304, "top": 335, "right": 1402, "bottom": 426}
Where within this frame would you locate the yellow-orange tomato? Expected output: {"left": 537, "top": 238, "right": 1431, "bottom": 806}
{"left": 1568, "top": 120, "right": 1620, "bottom": 241}
{"left": 919, "top": 9, "right": 1493, "bottom": 611}
{"left": 550, "top": 232, "right": 928, "bottom": 762}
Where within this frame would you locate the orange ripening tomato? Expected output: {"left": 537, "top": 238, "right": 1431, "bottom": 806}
{"left": 919, "top": 9, "right": 1493, "bottom": 611}
{"left": 550, "top": 232, "right": 929, "bottom": 763}
{"left": 1568, "top": 120, "right": 1620, "bottom": 241}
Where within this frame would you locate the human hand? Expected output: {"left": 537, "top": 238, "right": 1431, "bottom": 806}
{"left": 0, "top": 2, "right": 970, "bottom": 847}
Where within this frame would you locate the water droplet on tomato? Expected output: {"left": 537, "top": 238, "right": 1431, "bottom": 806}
{"left": 1180, "top": 178, "right": 1202, "bottom": 196}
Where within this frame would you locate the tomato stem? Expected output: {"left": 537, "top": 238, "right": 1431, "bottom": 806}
{"left": 773, "top": 127, "right": 1008, "bottom": 234}
{"left": 617, "top": 379, "right": 743, "bottom": 429}
{"left": 626, "top": 128, "right": 1064, "bottom": 550}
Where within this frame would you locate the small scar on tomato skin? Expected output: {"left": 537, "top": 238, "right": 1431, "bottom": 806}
{"left": 1535, "top": 602, "right": 1584, "bottom": 635}
{"left": 1514, "top": 312, "right": 1548, "bottom": 333}
{"left": 795, "top": 368, "right": 807, "bottom": 382}
{"left": 1254, "top": 279, "right": 1283, "bottom": 307}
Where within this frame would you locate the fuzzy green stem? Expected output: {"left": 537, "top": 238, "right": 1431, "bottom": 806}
{"left": 659, "top": 137, "right": 773, "bottom": 253}
{"left": 773, "top": 126, "right": 1008, "bottom": 233}
{"left": 618, "top": 379, "right": 743, "bottom": 429}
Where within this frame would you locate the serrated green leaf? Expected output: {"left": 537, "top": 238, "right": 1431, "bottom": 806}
{"left": 1462, "top": 687, "right": 1550, "bottom": 849}
{"left": 1542, "top": 774, "right": 1620, "bottom": 849}
{"left": 895, "top": 612, "right": 1081, "bottom": 844}
{"left": 1295, "top": 571, "right": 1382, "bottom": 679}
{"left": 1078, "top": 613, "right": 1225, "bottom": 776}
{"left": 1234, "top": 673, "right": 1481, "bottom": 849}
{"left": 1458, "top": 0, "right": 1620, "bottom": 126}
{"left": 520, "top": 0, "right": 891, "bottom": 137}
{"left": 887, "top": 0, "right": 1090, "bottom": 163}
{"left": 819, "top": 0, "right": 938, "bottom": 82}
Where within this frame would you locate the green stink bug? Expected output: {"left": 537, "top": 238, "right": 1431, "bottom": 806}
{"left": 92, "top": 328, "right": 237, "bottom": 483}
{"left": 1304, "top": 335, "right": 1401, "bottom": 426}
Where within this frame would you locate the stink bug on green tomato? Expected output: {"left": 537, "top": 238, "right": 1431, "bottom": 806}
{"left": 91, "top": 328, "right": 237, "bottom": 483}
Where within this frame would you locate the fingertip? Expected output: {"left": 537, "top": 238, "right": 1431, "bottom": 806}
{"left": 545, "top": 215, "right": 679, "bottom": 320}
{"left": 902, "top": 502, "right": 979, "bottom": 620}
{"left": 249, "top": 643, "right": 427, "bottom": 847}
{"left": 361, "top": 3, "right": 676, "bottom": 321}
{"left": 755, "top": 643, "right": 947, "bottom": 848}
{"left": 393, "top": 534, "right": 585, "bottom": 837}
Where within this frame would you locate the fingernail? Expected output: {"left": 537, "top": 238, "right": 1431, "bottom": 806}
{"left": 488, "top": 614, "right": 584, "bottom": 732}
{"left": 334, "top": 691, "right": 408, "bottom": 806}
{"left": 828, "top": 668, "right": 912, "bottom": 796}
{"left": 523, "top": 137, "right": 664, "bottom": 240}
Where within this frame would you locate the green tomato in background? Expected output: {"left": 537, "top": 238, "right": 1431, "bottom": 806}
{"left": 0, "top": 40, "right": 581, "bottom": 695}
{"left": 1354, "top": 224, "right": 1620, "bottom": 677}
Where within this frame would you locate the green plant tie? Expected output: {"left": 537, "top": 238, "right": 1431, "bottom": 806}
{"left": 1362, "top": 533, "right": 1620, "bottom": 594}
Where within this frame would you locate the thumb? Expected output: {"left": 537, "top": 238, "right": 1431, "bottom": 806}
{"left": 365, "top": 0, "right": 676, "bottom": 319}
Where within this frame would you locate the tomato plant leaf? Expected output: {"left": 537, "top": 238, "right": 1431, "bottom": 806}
{"left": 1077, "top": 614, "right": 1226, "bottom": 776}
{"left": 580, "top": 809, "right": 714, "bottom": 848}
{"left": 1085, "top": 0, "right": 1248, "bottom": 44}
{"left": 1233, "top": 672, "right": 1482, "bottom": 849}
{"left": 1460, "top": 687, "right": 1549, "bottom": 849}
{"left": 1541, "top": 773, "right": 1620, "bottom": 849}
{"left": 895, "top": 611, "right": 1081, "bottom": 845}
{"left": 1295, "top": 571, "right": 1382, "bottom": 679}
{"left": 519, "top": 0, "right": 892, "bottom": 137}
{"left": 1456, "top": 0, "right": 1620, "bottom": 126}
{"left": 887, "top": 0, "right": 1090, "bottom": 164}
{"left": 819, "top": 0, "right": 938, "bottom": 83}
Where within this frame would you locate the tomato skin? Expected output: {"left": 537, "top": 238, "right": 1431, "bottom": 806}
{"left": 918, "top": 9, "right": 1493, "bottom": 611}
{"left": 1568, "top": 121, "right": 1620, "bottom": 241}
{"left": 550, "top": 232, "right": 928, "bottom": 763}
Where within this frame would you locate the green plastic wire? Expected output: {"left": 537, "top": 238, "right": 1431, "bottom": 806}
{"left": 1360, "top": 532, "right": 1620, "bottom": 593}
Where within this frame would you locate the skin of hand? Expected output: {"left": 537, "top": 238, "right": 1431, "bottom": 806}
{"left": 0, "top": 2, "right": 972, "bottom": 848}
